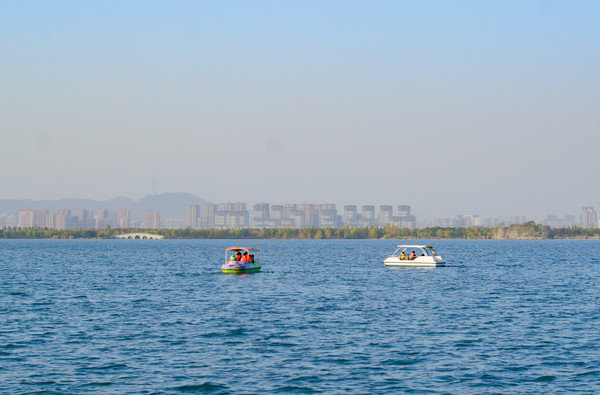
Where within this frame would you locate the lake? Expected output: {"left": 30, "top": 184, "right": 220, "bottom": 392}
{"left": 1, "top": 239, "right": 599, "bottom": 393}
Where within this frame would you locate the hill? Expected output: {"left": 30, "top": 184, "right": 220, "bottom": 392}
{"left": 0, "top": 192, "right": 211, "bottom": 221}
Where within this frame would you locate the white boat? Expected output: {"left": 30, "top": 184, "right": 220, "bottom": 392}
{"left": 384, "top": 245, "right": 445, "bottom": 267}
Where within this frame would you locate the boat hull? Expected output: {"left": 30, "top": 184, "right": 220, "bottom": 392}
{"left": 221, "top": 262, "right": 261, "bottom": 274}
{"left": 383, "top": 256, "right": 445, "bottom": 267}
{"left": 384, "top": 261, "right": 445, "bottom": 267}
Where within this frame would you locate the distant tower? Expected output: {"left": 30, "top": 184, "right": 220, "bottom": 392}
{"left": 117, "top": 209, "right": 131, "bottom": 228}
{"left": 185, "top": 205, "right": 201, "bottom": 228}
{"left": 146, "top": 211, "right": 161, "bottom": 229}
{"left": 581, "top": 206, "right": 597, "bottom": 228}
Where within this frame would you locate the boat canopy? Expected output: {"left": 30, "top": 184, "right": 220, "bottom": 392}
{"left": 226, "top": 246, "right": 259, "bottom": 252}
{"left": 393, "top": 245, "right": 438, "bottom": 256}
{"left": 396, "top": 245, "right": 434, "bottom": 249}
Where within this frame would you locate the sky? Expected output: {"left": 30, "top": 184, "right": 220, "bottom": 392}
{"left": 1, "top": 1, "right": 599, "bottom": 219}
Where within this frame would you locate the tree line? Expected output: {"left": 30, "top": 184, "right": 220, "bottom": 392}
{"left": 1, "top": 222, "right": 598, "bottom": 239}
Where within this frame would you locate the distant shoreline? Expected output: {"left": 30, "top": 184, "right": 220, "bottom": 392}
{"left": 1, "top": 223, "right": 599, "bottom": 240}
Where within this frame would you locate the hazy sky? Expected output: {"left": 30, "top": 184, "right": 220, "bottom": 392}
{"left": 1, "top": 1, "right": 599, "bottom": 219}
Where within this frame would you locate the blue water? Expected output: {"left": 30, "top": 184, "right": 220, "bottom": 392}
{"left": 1, "top": 239, "right": 600, "bottom": 393}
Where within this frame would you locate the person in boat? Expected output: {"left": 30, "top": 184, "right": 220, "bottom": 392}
{"left": 235, "top": 251, "right": 242, "bottom": 261}
{"left": 241, "top": 252, "right": 249, "bottom": 262}
{"left": 230, "top": 254, "right": 236, "bottom": 261}
{"left": 408, "top": 251, "right": 416, "bottom": 260}
{"left": 400, "top": 251, "right": 407, "bottom": 260}
{"left": 249, "top": 254, "right": 255, "bottom": 263}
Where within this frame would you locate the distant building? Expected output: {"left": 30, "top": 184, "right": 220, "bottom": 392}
{"left": 6, "top": 214, "right": 17, "bottom": 227}
{"left": 162, "top": 216, "right": 184, "bottom": 229}
{"left": 581, "top": 206, "right": 597, "bottom": 228}
{"left": 271, "top": 205, "right": 283, "bottom": 221}
{"left": 35, "top": 209, "right": 49, "bottom": 228}
{"left": 55, "top": 209, "right": 71, "bottom": 230}
{"left": 431, "top": 216, "right": 451, "bottom": 227}
{"left": 343, "top": 205, "right": 357, "bottom": 224}
{"left": 203, "top": 204, "right": 216, "bottom": 227}
{"left": 213, "top": 202, "right": 248, "bottom": 228}
{"left": 317, "top": 204, "right": 340, "bottom": 227}
{"left": 146, "top": 211, "right": 161, "bottom": 229}
{"left": 392, "top": 205, "right": 415, "bottom": 229}
{"left": 252, "top": 203, "right": 270, "bottom": 220}
{"left": 398, "top": 205, "right": 411, "bottom": 217}
{"left": 452, "top": 215, "right": 466, "bottom": 227}
{"left": 482, "top": 217, "right": 500, "bottom": 227}
{"left": 117, "top": 209, "right": 131, "bottom": 228}
{"left": 96, "top": 209, "right": 110, "bottom": 228}
{"left": 19, "top": 209, "right": 36, "bottom": 228}
{"left": 542, "top": 215, "right": 576, "bottom": 228}
{"left": 77, "top": 209, "right": 94, "bottom": 228}
{"left": 377, "top": 205, "right": 393, "bottom": 225}
{"left": 361, "top": 205, "right": 375, "bottom": 226}
{"left": 299, "top": 203, "right": 318, "bottom": 227}
{"left": 185, "top": 205, "right": 201, "bottom": 228}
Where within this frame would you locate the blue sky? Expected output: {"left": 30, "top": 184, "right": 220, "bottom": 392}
{"left": 1, "top": 1, "right": 599, "bottom": 219}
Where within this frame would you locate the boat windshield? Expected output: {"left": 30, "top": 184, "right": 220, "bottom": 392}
{"left": 393, "top": 246, "right": 433, "bottom": 257}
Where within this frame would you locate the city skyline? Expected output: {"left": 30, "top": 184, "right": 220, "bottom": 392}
{"left": 4, "top": 198, "right": 599, "bottom": 230}
{"left": 0, "top": 191, "right": 597, "bottom": 222}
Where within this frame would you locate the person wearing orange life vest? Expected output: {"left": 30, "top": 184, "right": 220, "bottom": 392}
{"left": 240, "top": 252, "right": 249, "bottom": 262}
{"left": 408, "top": 251, "right": 416, "bottom": 260}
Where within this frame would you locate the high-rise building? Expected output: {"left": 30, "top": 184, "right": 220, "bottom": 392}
{"left": 398, "top": 205, "right": 411, "bottom": 217}
{"left": 162, "top": 217, "right": 184, "bottom": 229}
{"left": 317, "top": 204, "right": 339, "bottom": 227}
{"left": 96, "top": 209, "right": 110, "bottom": 228}
{"left": 19, "top": 209, "right": 36, "bottom": 228}
{"left": 203, "top": 204, "right": 216, "bottom": 227}
{"left": 55, "top": 209, "right": 71, "bottom": 230}
{"left": 343, "top": 205, "right": 358, "bottom": 226}
{"left": 542, "top": 215, "right": 576, "bottom": 228}
{"left": 361, "top": 205, "right": 375, "bottom": 226}
{"left": 77, "top": 209, "right": 94, "bottom": 228}
{"left": 431, "top": 216, "right": 451, "bottom": 227}
{"left": 185, "top": 205, "right": 201, "bottom": 228}
{"left": 393, "top": 205, "right": 415, "bottom": 229}
{"left": 117, "top": 209, "right": 130, "bottom": 228}
{"left": 35, "top": 209, "right": 49, "bottom": 227}
{"left": 377, "top": 205, "right": 393, "bottom": 225}
{"left": 271, "top": 205, "right": 284, "bottom": 221}
{"left": 581, "top": 206, "right": 598, "bottom": 228}
{"left": 6, "top": 214, "right": 17, "bottom": 227}
{"left": 251, "top": 203, "right": 271, "bottom": 227}
{"left": 146, "top": 211, "right": 161, "bottom": 229}
{"left": 299, "top": 204, "right": 317, "bottom": 227}
{"left": 452, "top": 215, "right": 466, "bottom": 227}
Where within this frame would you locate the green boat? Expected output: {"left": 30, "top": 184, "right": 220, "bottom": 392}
{"left": 221, "top": 247, "right": 261, "bottom": 274}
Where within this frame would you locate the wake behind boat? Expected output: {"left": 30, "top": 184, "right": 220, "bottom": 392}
{"left": 222, "top": 247, "right": 261, "bottom": 274}
{"left": 384, "top": 245, "right": 445, "bottom": 267}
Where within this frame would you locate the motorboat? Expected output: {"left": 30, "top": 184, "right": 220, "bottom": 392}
{"left": 221, "top": 247, "right": 261, "bottom": 274}
{"left": 384, "top": 245, "right": 445, "bottom": 267}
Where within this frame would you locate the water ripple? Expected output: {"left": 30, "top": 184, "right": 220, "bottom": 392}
{"left": 1, "top": 239, "right": 600, "bottom": 392}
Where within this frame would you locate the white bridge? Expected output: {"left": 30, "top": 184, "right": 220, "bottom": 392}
{"left": 114, "top": 233, "right": 165, "bottom": 240}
